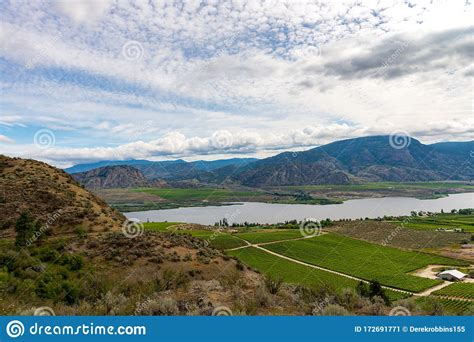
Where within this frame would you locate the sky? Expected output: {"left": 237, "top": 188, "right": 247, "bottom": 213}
{"left": 0, "top": 0, "right": 473, "bottom": 168}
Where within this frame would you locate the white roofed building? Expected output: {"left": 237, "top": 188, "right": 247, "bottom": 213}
{"left": 437, "top": 269, "right": 467, "bottom": 281}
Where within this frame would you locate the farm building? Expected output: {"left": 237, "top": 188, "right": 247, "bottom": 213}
{"left": 437, "top": 270, "right": 467, "bottom": 281}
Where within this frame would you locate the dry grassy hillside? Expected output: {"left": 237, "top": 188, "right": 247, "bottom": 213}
{"left": 1, "top": 230, "right": 299, "bottom": 315}
{"left": 0, "top": 156, "right": 314, "bottom": 316}
{"left": 0, "top": 155, "right": 124, "bottom": 234}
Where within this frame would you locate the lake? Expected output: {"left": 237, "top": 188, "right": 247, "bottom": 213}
{"left": 125, "top": 192, "right": 474, "bottom": 225}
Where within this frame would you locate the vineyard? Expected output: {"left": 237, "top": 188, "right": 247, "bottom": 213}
{"left": 263, "top": 233, "right": 468, "bottom": 292}
{"left": 228, "top": 246, "right": 407, "bottom": 301}
{"left": 432, "top": 283, "right": 474, "bottom": 300}
{"left": 143, "top": 221, "right": 472, "bottom": 308}
{"left": 235, "top": 229, "right": 305, "bottom": 244}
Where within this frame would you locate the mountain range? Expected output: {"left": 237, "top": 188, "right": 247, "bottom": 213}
{"left": 68, "top": 136, "right": 473, "bottom": 189}
{"left": 65, "top": 158, "right": 258, "bottom": 174}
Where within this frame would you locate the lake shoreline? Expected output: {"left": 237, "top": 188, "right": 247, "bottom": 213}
{"left": 124, "top": 192, "right": 474, "bottom": 225}
{"left": 116, "top": 190, "right": 474, "bottom": 212}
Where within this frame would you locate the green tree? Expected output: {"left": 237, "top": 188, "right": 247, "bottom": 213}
{"left": 356, "top": 280, "right": 390, "bottom": 305}
{"left": 356, "top": 281, "right": 369, "bottom": 297}
{"left": 368, "top": 280, "right": 389, "bottom": 305}
{"left": 14, "top": 212, "right": 35, "bottom": 248}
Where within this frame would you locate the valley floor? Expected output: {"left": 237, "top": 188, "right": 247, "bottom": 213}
{"left": 144, "top": 217, "right": 474, "bottom": 315}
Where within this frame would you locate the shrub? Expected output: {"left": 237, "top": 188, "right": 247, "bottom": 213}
{"left": 218, "top": 271, "right": 243, "bottom": 290}
{"left": 81, "top": 274, "right": 108, "bottom": 302}
{"left": 0, "top": 250, "right": 20, "bottom": 272}
{"left": 62, "top": 280, "right": 80, "bottom": 305}
{"left": 421, "top": 297, "right": 445, "bottom": 316}
{"left": 356, "top": 281, "right": 369, "bottom": 297}
{"left": 338, "top": 287, "right": 360, "bottom": 311}
{"left": 35, "top": 273, "right": 63, "bottom": 300}
{"left": 155, "top": 270, "right": 189, "bottom": 291}
{"left": 38, "top": 249, "right": 60, "bottom": 263}
{"left": 102, "top": 291, "right": 128, "bottom": 315}
{"left": 0, "top": 250, "right": 34, "bottom": 274}
{"left": 141, "top": 297, "right": 179, "bottom": 315}
{"left": 394, "top": 298, "right": 419, "bottom": 314}
{"left": 235, "top": 261, "right": 244, "bottom": 271}
{"left": 319, "top": 304, "right": 350, "bottom": 316}
{"left": 255, "top": 285, "right": 273, "bottom": 307}
{"left": 366, "top": 296, "right": 386, "bottom": 315}
{"left": 58, "top": 255, "right": 84, "bottom": 271}
{"left": 294, "top": 285, "right": 320, "bottom": 303}
{"left": 264, "top": 277, "right": 283, "bottom": 295}
{"left": 75, "top": 226, "right": 87, "bottom": 238}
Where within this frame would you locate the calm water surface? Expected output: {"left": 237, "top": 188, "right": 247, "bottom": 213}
{"left": 125, "top": 192, "right": 474, "bottom": 225}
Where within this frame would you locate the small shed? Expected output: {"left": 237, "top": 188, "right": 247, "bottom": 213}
{"left": 437, "top": 269, "right": 467, "bottom": 281}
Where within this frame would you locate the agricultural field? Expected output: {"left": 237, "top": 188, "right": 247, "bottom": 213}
{"left": 415, "top": 297, "right": 473, "bottom": 315}
{"left": 275, "top": 182, "right": 474, "bottom": 192}
{"left": 270, "top": 182, "right": 474, "bottom": 203}
{"left": 100, "top": 187, "right": 271, "bottom": 211}
{"left": 264, "top": 233, "right": 469, "bottom": 292}
{"left": 228, "top": 247, "right": 407, "bottom": 301}
{"left": 235, "top": 229, "right": 305, "bottom": 244}
{"left": 143, "top": 222, "right": 472, "bottom": 301}
{"left": 228, "top": 246, "right": 356, "bottom": 291}
{"left": 432, "top": 283, "right": 474, "bottom": 300}
{"left": 135, "top": 187, "right": 342, "bottom": 206}
{"left": 136, "top": 187, "right": 264, "bottom": 202}
{"left": 391, "top": 213, "right": 474, "bottom": 232}
{"left": 327, "top": 220, "right": 472, "bottom": 250}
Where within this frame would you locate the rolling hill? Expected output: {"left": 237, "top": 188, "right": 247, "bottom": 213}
{"left": 72, "top": 165, "right": 167, "bottom": 190}
{"left": 0, "top": 155, "right": 125, "bottom": 233}
{"left": 0, "top": 155, "right": 325, "bottom": 316}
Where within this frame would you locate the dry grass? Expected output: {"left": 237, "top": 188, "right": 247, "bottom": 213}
{"left": 0, "top": 155, "right": 124, "bottom": 234}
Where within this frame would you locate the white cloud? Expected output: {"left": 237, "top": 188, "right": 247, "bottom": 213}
{"left": 0, "top": 0, "right": 472, "bottom": 165}
{"left": 0, "top": 115, "right": 26, "bottom": 127}
{"left": 53, "top": 0, "right": 114, "bottom": 24}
